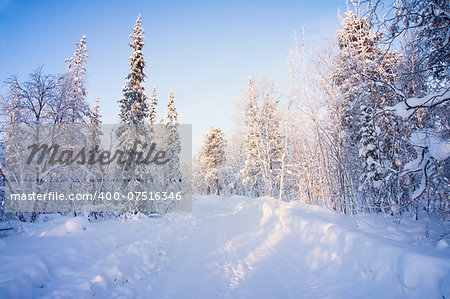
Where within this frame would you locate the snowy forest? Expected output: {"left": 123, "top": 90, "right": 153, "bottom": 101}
{"left": 0, "top": 0, "right": 449, "bottom": 298}
{"left": 0, "top": 15, "right": 187, "bottom": 220}
{"left": 194, "top": 1, "right": 449, "bottom": 219}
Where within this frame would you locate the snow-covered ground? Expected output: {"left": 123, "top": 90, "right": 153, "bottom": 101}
{"left": 1, "top": 196, "right": 449, "bottom": 298}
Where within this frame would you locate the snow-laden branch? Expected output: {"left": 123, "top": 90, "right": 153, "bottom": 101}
{"left": 386, "top": 86, "right": 450, "bottom": 118}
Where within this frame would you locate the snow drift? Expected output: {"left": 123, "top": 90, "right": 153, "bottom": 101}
{"left": 0, "top": 196, "right": 449, "bottom": 298}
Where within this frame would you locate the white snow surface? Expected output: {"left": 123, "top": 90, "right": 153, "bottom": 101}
{"left": 1, "top": 196, "right": 449, "bottom": 298}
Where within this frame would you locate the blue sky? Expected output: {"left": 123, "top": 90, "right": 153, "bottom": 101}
{"left": 0, "top": 0, "right": 347, "bottom": 152}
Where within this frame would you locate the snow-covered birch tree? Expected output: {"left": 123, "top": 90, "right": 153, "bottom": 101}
{"left": 240, "top": 77, "right": 283, "bottom": 198}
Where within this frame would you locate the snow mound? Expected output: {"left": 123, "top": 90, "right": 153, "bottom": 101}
{"left": 64, "top": 217, "right": 89, "bottom": 234}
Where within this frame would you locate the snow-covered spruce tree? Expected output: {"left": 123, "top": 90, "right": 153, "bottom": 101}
{"left": 91, "top": 97, "right": 102, "bottom": 126}
{"left": 86, "top": 97, "right": 105, "bottom": 216}
{"left": 166, "top": 89, "right": 178, "bottom": 125}
{"left": 44, "top": 35, "right": 93, "bottom": 215}
{"left": 147, "top": 86, "right": 158, "bottom": 124}
{"left": 164, "top": 89, "right": 182, "bottom": 187}
{"left": 88, "top": 97, "right": 102, "bottom": 162}
{"left": 119, "top": 15, "right": 148, "bottom": 124}
{"left": 115, "top": 15, "right": 152, "bottom": 214}
{"left": 333, "top": 10, "right": 401, "bottom": 213}
{"left": 160, "top": 89, "right": 182, "bottom": 211}
{"left": 198, "top": 126, "right": 226, "bottom": 195}
{"left": 143, "top": 86, "right": 158, "bottom": 211}
{"left": 63, "top": 35, "right": 91, "bottom": 123}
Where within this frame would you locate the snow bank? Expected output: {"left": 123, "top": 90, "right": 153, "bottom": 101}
{"left": 0, "top": 213, "right": 194, "bottom": 298}
{"left": 0, "top": 196, "right": 449, "bottom": 298}
{"left": 243, "top": 197, "right": 450, "bottom": 298}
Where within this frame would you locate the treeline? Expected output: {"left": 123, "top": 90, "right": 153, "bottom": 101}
{"left": 194, "top": 0, "right": 449, "bottom": 219}
{"left": 0, "top": 15, "right": 183, "bottom": 221}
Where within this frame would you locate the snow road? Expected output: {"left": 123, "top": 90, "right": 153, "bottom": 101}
{"left": 1, "top": 196, "right": 449, "bottom": 298}
{"left": 151, "top": 197, "right": 450, "bottom": 298}
{"left": 151, "top": 198, "right": 333, "bottom": 298}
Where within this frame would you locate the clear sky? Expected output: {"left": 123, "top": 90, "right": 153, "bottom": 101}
{"left": 0, "top": 0, "right": 347, "bottom": 152}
